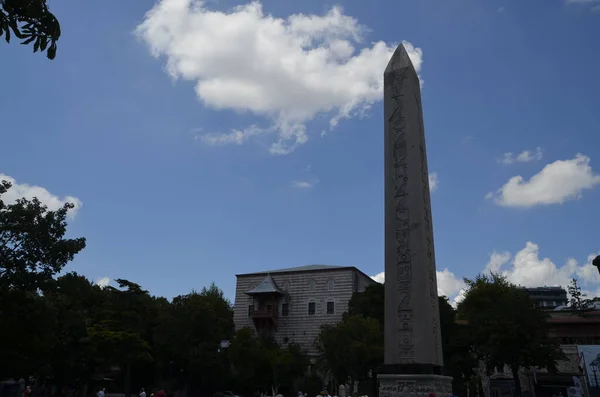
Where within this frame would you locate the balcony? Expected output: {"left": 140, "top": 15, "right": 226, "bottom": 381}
{"left": 250, "top": 306, "right": 278, "bottom": 329}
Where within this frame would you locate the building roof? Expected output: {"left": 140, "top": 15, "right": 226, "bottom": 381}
{"left": 236, "top": 264, "right": 376, "bottom": 284}
{"left": 245, "top": 274, "right": 284, "bottom": 295}
{"left": 238, "top": 264, "right": 345, "bottom": 276}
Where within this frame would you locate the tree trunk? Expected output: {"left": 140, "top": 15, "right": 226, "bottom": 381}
{"left": 124, "top": 362, "right": 132, "bottom": 397}
{"left": 511, "top": 366, "right": 522, "bottom": 397}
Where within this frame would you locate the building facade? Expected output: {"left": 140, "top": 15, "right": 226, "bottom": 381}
{"left": 233, "top": 264, "right": 376, "bottom": 357}
{"left": 524, "top": 287, "right": 569, "bottom": 310}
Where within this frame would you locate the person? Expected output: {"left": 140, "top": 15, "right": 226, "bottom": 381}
{"left": 98, "top": 388, "right": 106, "bottom": 397}
{"left": 155, "top": 389, "right": 167, "bottom": 397}
{"left": 24, "top": 386, "right": 31, "bottom": 397}
{"left": 140, "top": 389, "right": 146, "bottom": 397}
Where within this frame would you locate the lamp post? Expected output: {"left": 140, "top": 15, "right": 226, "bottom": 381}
{"left": 593, "top": 256, "right": 600, "bottom": 275}
{"left": 590, "top": 362, "right": 599, "bottom": 397}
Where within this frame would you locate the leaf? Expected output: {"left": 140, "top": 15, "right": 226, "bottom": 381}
{"left": 21, "top": 35, "right": 35, "bottom": 45}
{"left": 47, "top": 42, "right": 56, "bottom": 60}
{"left": 7, "top": 19, "right": 25, "bottom": 39}
{"left": 33, "top": 37, "right": 40, "bottom": 53}
{"left": 40, "top": 36, "right": 47, "bottom": 51}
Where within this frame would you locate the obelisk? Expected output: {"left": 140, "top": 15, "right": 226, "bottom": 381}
{"left": 377, "top": 44, "right": 452, "bottom": 397}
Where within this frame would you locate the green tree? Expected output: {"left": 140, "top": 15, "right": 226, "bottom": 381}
{"left": 0, "top": 0, "right": 60, "bottom": 59}
{"left": 45, "top": 272, "right": 104, "bottom": 392}
{"left": 0, "top": 180, "right": 86, "bottom": 380}
{"left": 346, "top": 283, "right": 384, "bottom": 326}
{"left": 228, "top": 328, "right": 308, "bottom": 395}
{"left": 153, "top": 284, "right": 234, "bottom": 396}
{"left": 0, "top": 288, "right": 57, "bottom": 379}
{"left": 438, "top": 296, "right": 478, "bottom": 395}
{"left": 315, "top": 315, "right": 383, "bottom": 387}
{"left": 0, "top": 180, "right": 86, "bottom": 292}
{"left": 458, "top": 273, "right": 566, "bottom": 397}
{"left": 89, "top": 279, "right": 155, "bottom": 396}
{"left": 568, "top": 278, "right": 591, "bottom": 315}
{"left": 228, "top": 327, "right": 271, "bottom": 392}
{"left": 267, "top": 341, "right": 310, "bottom": 395}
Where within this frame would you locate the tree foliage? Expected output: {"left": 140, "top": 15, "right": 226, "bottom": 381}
{"left": 0, "top": 0, "right": 61, "bottom": 59}
{"left": 316, "top": 315, "right": 383, "bottom": 386}
{"left": 0, "top": 180, "right": 86, "bottom": 292}
{"left": 457, "top": 273, "right": 566, "bottom": 397}
{"left": 228, "top": 328, "right": 309, "bottom": 395}
{"left": 568, "top": 278, "right": 591, "bottom": 315}
{"left": 0, "top": 180, "right": 238, "bottom": 396}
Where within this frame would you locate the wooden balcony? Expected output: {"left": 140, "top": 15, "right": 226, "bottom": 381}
{"left": 250, "top": 307, "right": 278, "bottom": 329}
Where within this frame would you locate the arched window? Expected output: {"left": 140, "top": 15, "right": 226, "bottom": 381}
{"left": 327, "top": 279, "right": 335, "bottom": 291}
{"left": 309, "top": 280, "right": 316, "bottom": 292}
{"left": 283, "top": 281, "right": 290, "bottom": 292}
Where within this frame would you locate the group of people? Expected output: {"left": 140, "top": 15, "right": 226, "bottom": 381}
{"left": 97, "top": 388, "right": 167, "bottom": 397}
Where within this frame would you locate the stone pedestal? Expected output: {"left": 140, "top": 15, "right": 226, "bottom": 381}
{"left": 378, "top": 374, "right": 453, "bottom": 397}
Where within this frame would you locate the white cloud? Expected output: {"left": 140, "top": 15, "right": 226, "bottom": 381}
{"left": 291, "top": 179, "right": 319, "bottom": 189}
{"left": 565, "top": 0, "right": 600, "bottom": 10}
{"left": 136, "top": 0, "right": 423, "bottom": 155}
{"left": 429, "top": 172, "right": 439, "bottom": 192}
{"left": 371, "top": 242, "right": 600, "bottom": 306}
{"left": 484, "top": 250, "right": 512, "bottom": 273}
{"left": 96, "top": 277, "right": 111, "bottom": 289}
{"left": 499, "top": 147, "right": 543, "bottom": 165}
{"left": 487, "top": 154, "right": 600, "bottom": 208}
{"left": 0, "top": 173, "right": 82, "bottom": 219}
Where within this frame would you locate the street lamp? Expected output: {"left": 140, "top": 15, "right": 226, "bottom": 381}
{"left": 593, "top": 256, "right": 600, "bottom": 275}
{"left": 590, "top": 362, "right": 599, "bottom": 397}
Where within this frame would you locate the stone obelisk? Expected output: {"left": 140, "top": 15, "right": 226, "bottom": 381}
{"left": 378, "top": 44, "right": 453, "bottom": 397}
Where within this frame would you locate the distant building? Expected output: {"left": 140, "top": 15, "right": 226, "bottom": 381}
{"left": 524, "top": 286, "right": 568, "bottom": 310}
{"left": 233, "top": 264, "right": 376, "bottom": 358}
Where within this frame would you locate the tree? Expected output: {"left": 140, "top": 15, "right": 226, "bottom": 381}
{"left": 316, "top": 315, "right": 383, "bottom": 387}
{"left": 45, "top": 272, "right": 105, "bottom": 391}
{"left": 89, "top": 279, "right": 155, "bottom": 396}
{"left": 228, "top": 327, "right": 271, "bottom": 393}
{"left": 228, "top": 328, "right": 308, "bottom": 395}
{"left": 0, "top": 180, "right": 86, "bottom": 292}
{"left": 458, "top": 273, "right": 566, "bottom": 397}
{"left": 153, "top": 284, "right": 234, "bottom": 396}
{"left": 267, "top": 342, "right": 310, "bottom": 395}
{"left": 0, "top": 288, "right": 57, "bottom": 379}
{"left": 438, "top": 296, "right": 478, "bottom": 395}
{"left": 0, "top": 0, "right": 60, "bottom": 59}
{"left": 347, "top": 283, "right": 384, "bottom": 327}
{"left": 568, "top": 278, "right": 591, "bottom": 315}
{"left": 0, "top": 180, "right": 85, "bottom": 380}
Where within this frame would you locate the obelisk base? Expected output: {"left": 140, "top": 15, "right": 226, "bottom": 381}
{"left": 378, "top": 374, "right": 453, "bottom": 397}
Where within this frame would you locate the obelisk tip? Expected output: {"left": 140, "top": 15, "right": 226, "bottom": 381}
{"left": 384, "top": 43, "right": 416, "bottom": 74}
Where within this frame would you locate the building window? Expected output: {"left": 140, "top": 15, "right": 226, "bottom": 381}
{"left": 267, "top": 304, "right": 273, "bottom": 313}
{"left": 309, "top": 280, "right": 316, "bottom": 292}
{"left": 248, "top": 304, "right": 255, "bottom": 316}
{"left": 326, "top": 301, "right": 335, "bottom": 314}
{"left": 327, "top": 279, "right": 335, "bottom": 291}
{"left": 282, "top": 303, "right": 289, "bottom": 317}
{"left": 308, "top": 302, "right": 316, "bottom": 315}
{"left": 283, "top": 281, "right": 290, "bottom": 291}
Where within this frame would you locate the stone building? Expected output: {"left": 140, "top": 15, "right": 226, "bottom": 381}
{"left": 524, "top": 287, "right": 569, "bottom": 310}
{"left": 233, "top": 264, "right": 376, "bottom": 358}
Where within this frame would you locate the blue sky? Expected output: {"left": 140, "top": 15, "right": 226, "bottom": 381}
{"left": 1, "top": 0, "right": 599, "bottom": 304}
